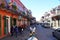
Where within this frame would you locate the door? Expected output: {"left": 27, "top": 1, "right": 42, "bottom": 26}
{"left": 6, "top": 19, "right": 8, "bottom": 34}
{"left": 13, "top": 18, "right": 16, "bottom": 25}
{"left": 4, "top": 16, "right": 9, "bottom": 34}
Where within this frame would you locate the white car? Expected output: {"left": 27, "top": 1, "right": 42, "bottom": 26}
{"left": 44, "top": 23, "right": 50, "bottom": 28}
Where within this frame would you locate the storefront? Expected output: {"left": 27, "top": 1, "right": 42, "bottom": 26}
{"left": 0, "top": 8, "right": 18, "bottom": 38}
{"left": 0, "top": 0, "right": 32, "bottom": 38}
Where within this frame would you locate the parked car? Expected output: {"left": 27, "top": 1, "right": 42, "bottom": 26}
{"left": 52, "top": 28, "right": 60, "bottom": 40}
{"left": 43, "top": 23, "right": 50, "bottom": 28}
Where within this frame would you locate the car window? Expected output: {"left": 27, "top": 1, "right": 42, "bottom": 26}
{"left": 58, "top": 30, "right": 60, "bottom": 32}
{"left": 57, "top": 30, "right": 60, "bottom": 32}
{"left": 56, "top": 29, "right": 60, "bottom": 32}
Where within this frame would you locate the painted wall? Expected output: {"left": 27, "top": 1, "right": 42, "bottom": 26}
{"left": 0, "top": 9, "right": 18, "bottom": 38}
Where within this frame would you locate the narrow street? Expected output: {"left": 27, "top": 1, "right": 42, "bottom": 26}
{"left": 1, "top": 24, "right": 57, "bottom": 40}
{"left": 35, "top": 25, "right": 57, "bottom": 40}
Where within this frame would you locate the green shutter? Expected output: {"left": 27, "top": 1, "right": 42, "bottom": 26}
{"left": 12, "top": 5, "right": 17, "bottom": 10}
{"left": 0, "top": 15, "right": 1, "bottom": 36}
{"left": 4, "top": 16, "right": 6, "bottom": 34}
{"left": 10, "top": 17, "right": 12, "bottom": 27}
{"left": 13, "top": 18, "right": 16, "bottom": 25}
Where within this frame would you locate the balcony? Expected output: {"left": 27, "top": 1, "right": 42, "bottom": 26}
{"left": 0, "top": 3, "right": 21, "bottom": 15}
{"left": 0, "top": 3, "right": 32, "bottom": 20}
{"left": 51, "top": 10, "right": 60, "bottom": 17}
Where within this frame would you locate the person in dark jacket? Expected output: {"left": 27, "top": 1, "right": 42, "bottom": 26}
{"left": 14, "top": 25, "right": 18, "bottom": 37}
{"left": 10, "top": 25, "right": 14, "bottom": 36}
{"left": 18, "top": 26, "right": 22, "bottom": 34}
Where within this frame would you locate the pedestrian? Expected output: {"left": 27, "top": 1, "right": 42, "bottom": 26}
{"left": 18, "top": 26, "right": 22, "bottom": 34}
{"left": 30, "top": 27, "right": 36, "bottom": 37}
{"left": 28, "top": 27, "right": 38, "bottom": 40}
{"left": 10, "top": 25, "right": 14, "bottom": 36}
{"left": 14, "top": 25, "right": 18, "bottom": 37}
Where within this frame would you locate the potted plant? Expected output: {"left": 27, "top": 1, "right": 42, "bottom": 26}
{"left": 0, "top": 3, "right": 5, "bottom": 8}
{"left": 8, "top": 2, "right": 13, "bottom": 6}
{"left": 12, "top": 5, "right": 17, "bottom": 10}
{"left": 23, "top": 12, "right": 26, "bottom": 15}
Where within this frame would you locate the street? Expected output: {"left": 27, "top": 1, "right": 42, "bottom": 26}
{"left": 0, "top": 0, "right": 60, "bottom": 40}
{"left": 35, "top": 25, "right": 57, "bottom": 40}
{"left": 1, "top": 24, "right": 57, "bottom": 40}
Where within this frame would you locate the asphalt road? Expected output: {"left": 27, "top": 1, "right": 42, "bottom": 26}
{"left": 35, "top": 25, "right": 57, "bottom": 40}
{"left": 1, "top": 24, "right": 57, "bottom": 40}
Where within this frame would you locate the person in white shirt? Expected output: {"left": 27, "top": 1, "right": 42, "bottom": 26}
{"left": 28, "top": 27, "right": 38, "bottom": 40}
{"left": 28, "top": 36, "right": 38, "bottom": 40}
{"left": 30, "top": 27, "right": 36, "bottom": 36}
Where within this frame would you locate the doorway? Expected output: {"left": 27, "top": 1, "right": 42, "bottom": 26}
{"left": 13, "top": 18, "right": 16, "bottom": 26}
{"left": 4, "top": 16, "right": 10, "bottom": 34}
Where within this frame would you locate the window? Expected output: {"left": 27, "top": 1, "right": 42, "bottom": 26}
{"left": 13, "top": 18, "right": 16, "bottom": 25}
{"left": 4, "top": 16, "right": 9, "bottom": 34}
{"left": 18, "top": 16, "right": 22, "bottom": 20}
{"left": 4, "top": 16, "right": 7, "bottom": 34}
{"left": 10, "top": 17, "right": 12, "bottom": 27}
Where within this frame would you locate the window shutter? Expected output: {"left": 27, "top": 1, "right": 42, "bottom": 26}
{"left": 4, "top": 16, "right": 7, "bottom": 34}
{"left": 0, "top": 15, "right": 1, "bottom": 36}
{"left": 10, "top": 17, "right": 12, "bottom": 27}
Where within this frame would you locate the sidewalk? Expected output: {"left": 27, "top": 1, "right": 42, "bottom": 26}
{"left": 1, "top": 25, "right": 57, "bottom": 40}
{"left": 1, "top": 27, "right": 30, "bottom": 40}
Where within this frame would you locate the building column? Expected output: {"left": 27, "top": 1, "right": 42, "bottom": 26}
{"left": 59, "top": 20, "right": 60, "bottom": 27}
{"left": 50, "top": 17, "right": 52, "bottom": 27}
{"left": 56, "top": 20, "right": 58, "bottom": 28}
{"left": 52, "top": 20, "right": 56, "bottom": 29}
{"left": 58, "top": 20, "right": 60, "bottom": 27}
{"left": 53, "top": 20, "right": 58, "bottom": 29}
{"left": 52, "top": 21, "right": 54, "bottom": 27}
{"left": 8, "top": 16, "right": 10, "bottom": 33}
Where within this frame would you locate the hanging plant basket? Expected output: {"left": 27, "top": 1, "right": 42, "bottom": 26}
{"left": 22, "top": 12, "right": 26, "bottom": 15}
{"left": 0, "top": 3, "right": 5, "bottom": 8}
{"left": 12, "top": 5, "right": 17, "bottom": 10}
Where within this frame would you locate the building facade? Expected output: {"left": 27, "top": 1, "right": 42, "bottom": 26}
{"left": 50, "top": 5, "right": 60, "bottom": 29}
{"left": 0, "top": 0, "right": 32, "bottom": 38}
{"left": 40, "top": 5, "right": 60, "bottom": 29}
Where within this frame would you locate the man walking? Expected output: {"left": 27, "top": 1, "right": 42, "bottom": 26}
{"left": 14, "top": 25, "right": 18, "bottom": 37}
{"left": 10, "top": 25, "right": 14, "bottom": 36}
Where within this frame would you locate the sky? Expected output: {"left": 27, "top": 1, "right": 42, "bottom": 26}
{"left": 20, "top": 0, "right": 60, "bottom": 21}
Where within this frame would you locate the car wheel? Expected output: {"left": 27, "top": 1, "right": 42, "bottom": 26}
{"left": 52, "top": 32, "right": 55, "bottom": 37}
